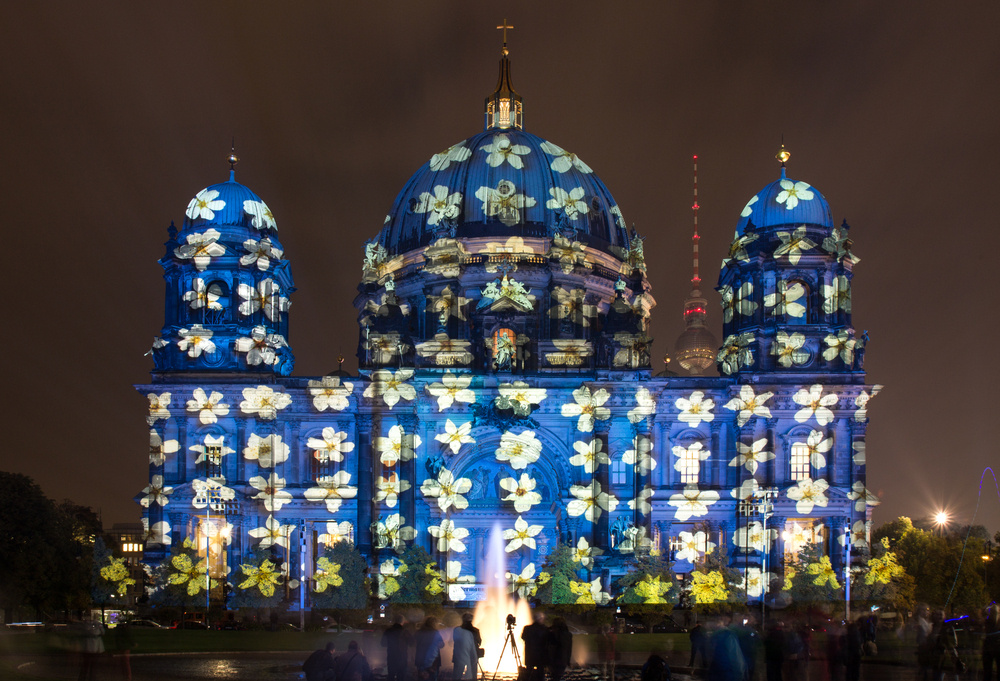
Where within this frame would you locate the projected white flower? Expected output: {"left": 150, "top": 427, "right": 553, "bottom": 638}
{"left": 142, "top": 518, "right": 171, "bottom": 546}
{"left": 676, "top": 391, "right": 715, "bottom": 427}
{"left": 237, "top": 278, "right": 289, "bottom": 322}
{"left": 567, "top": 481, "right": 618, "bottom": 522}
{"left": 764, "top": 280, "right": 806, "bottom": 318}
{"left": 373, "top": 514, "right": 417, "bottom": 550}
{"left": 249, "top": 473, "right": 292, "bottom": 512}
{"left": 174, "top": 229, "right": 226, "bottom": 271}
{"left": 183, "top": 278, "right": 223, "bottom": 310}
{"left": 729, "top": 438, "right": 774, "bottom": 475}
{"left": 561, "top": 386, "right": 611, "bottom": 432}
{"left": 783, "top": 521, "right": 815, "bottom": 554}
{"left": 839, "top": 520, "right": 871, "bottom": 549}
{"left": 668, "top": 486, "right": 720, "bottom": 521}
{"left": 740, "top": 194, "right": 759, "bottom": 218}
{"left": 629, "top": 486, "right": 654, "bottom": 515}
{"left": 540, "top": 140, "right": 593, "bottom": 173}
{"left": 545, "top": 339, "right": 592, "bottom": 367}
{"left": 307, "top": 376, "right": 354, "bottom": 412}
{"left": 773, "top": 226, "right": 817, "bottom": 265}
{"left": 243, "top": 199, "right": 277, "bottom": 230}
{"left": 421, "top": 468, "right": 472, "bottom": 512}
{"left": 186, "top": 389, "right": 230, "bottom": 424}
{"left": 149, "top": 429, "right": 179, "bottom": 466}
{"left": 717, "top": 332, "right": 755, "bottom": 375}
{"left": 507, "top": 563, "right": 539, "bottom": 598}
{"left": 847, "top": 481, "right": 880, "bottom": 512}
{"left": 720, "top": 282, "right": 758, "bottom": 322}
{"left": 177, "top": 325, "right": 216, "bottom": 358}
{"left": 426, "top": 373, "right": 475, "bottom": 411}
{"left": 673, "top": 442, "right": 710, "bottom": 477}
{"left": 775, "top": 180, "right": 815, "bottom": 210}
{"left": 375, "top": 473, "right": 410, "bottom": 508}
{"left": 234, "top": 326, "right": 288, "bottom": 366}
{"left": 475, "top": 183, "right": 536, "bottom": 226}
{"left": 240, "top": 385, "right": 291, "bottom": 420}
{"left": 734, "top": 521, "right": 776, "bottom": 553}
{"left": 546, "top": 186, "right": 589, "bottom": 220}
{"left": 793, "top": 384, "right": 838, "bottom": 425}
{"left": 503, "top": 516, "right": 542, "bottom": 552}
{"left": 852, "top": 440, "right": 866, "bottom": 465}
{"left": 186, "top": 188, "right": 226, "bottom": 221}
{"left": 495, "top": 430, "right": 542, "bottom": 470}
{"left": 243, "top": 433, "right": 290, "bottom": 468}
{"left": 434, "top": 419, "right": 475, "bottom": 454}
{"left": 318, "top": 521, "right": 355, "bottom": 546}
{"left": 481, "top": 134, "right": 531, "bottom": 169}
{"left": 628, "top": 387, "right": 657, "bottom": 424}
{"left": 428, "top": 519, "right": 470, "bottom": 553}
{"left": 249, "top": 515, "right": 295, "bottom": 549}
{"left": 787, "top": 478, "right": 830, "bottom": 514}
{"left": 549, "top": 287, "right": 597, "bottom": 326}
{"left": 803, "top": 430, "right": 833, "bottom": 469}
{"left": 190, "top": 434, "right": 234, "bottom": 464}
{"left": 414, "top": 185, "right": 463, "bottom": 226}
{"left": 549, "top": 234, "right": 587, "bottom": 272}
{"left": 500, "top": 473, "right": 543, "bottom": 513}
{"left": 743, "top": 567, "right": 774, "bottom": 598}
{"left": 854, "top": 387, "right": 880, "bottom": 423}
{"left": 617, "top": 526, "right": 652, "bottom": 555}
{"left": 571, "top": 536, "right": 602, "bottom": 568}
{"left": 823, "top": 330, "right": 856, "bottom": 365}
{"left": 496, "top": 380, "right": 547, "bottom": 414}
{"left": 772, "top": 330, "right": 809, "bottom": 368}
{"left": 429, "top": 143, "right": 472, "bottom": 171}
{"left": 676, "top": 531, "right": 715, "bottom": 563}
{"left": 624, "top": 435, "right": 656, "bottom": 473}
{"left": 307, "top": 428, "right": 355, "bottom": 464}
{"left": 376, "top": 425, "right": 420, "bottom": 466}
{"left": 140, "top": 474, "right": 173, "bottom": 507}
{"left": 241, "top": 236, "right": 283, "bottom": 271}
{"left": 444, "top": 561, "right": 476, "bottom": 601}
{"left": 724, "top": 385, "right": 773, "bottom": 427}
{"left": 732, "top": 477, "right": 760, "bottom": 501}
{"left": 722, "top": 232, "right": 759, "bottom": 267}
{"left": 570, "top": 439, "right": 610, "bottom": 473}
{"left": 304, "top": 471, "right": 358, "bottom": 513}
{"left": 363, "top": 369, "right": 416, "bottom": 408}
{"left": 822, "top": 275, "right": 851, "bottom": 314}
{"left": 823, "top": 226, "right": 860, "bottom": 265}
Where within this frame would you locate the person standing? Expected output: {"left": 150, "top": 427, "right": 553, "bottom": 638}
{"left": 521, "top": 611, "right": 550, "bottom": 681}
{"left": 77, "top": 615, "right": 105, "bottom": 681}
{"left": 548, "top": 617, "right": 573, "bottom": 681}
{"left": 596, "top": 624, "right": 618, "bottom": 681}
{"left": 843, "top": 620, "right": 864, "bottom": 681}
{"left": 303, "top": 641, "right": 338, "bottom": 681}
{"left": 764, "top": 620, "right": 787, "bottom": 681}
{"left": 415, "top": 617, "right": 445, "bottom": 681}
{"left": 453, "top": 613, "right": 480, "bottom": 681}
{"left": 383, "top": 616, "right": 412, "bottom": 681}
{"left": 333, "top": 640, "right": 373, "bottom": 681}
{"left": 690, "top": 623, "right": 707, "bottom": 669}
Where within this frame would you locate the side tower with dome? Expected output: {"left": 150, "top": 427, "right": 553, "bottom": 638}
{"left": 135, "top": 41, "right": 880, "bottom": 611}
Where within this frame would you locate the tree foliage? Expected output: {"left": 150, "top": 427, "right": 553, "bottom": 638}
{"left": 388, "top": 545, "right": 441, "bottom": 606}
{"left": 229, "top": 546, "right": 287, "bottom": 609}
{"left": 532, "top": 543, "right": 581, "bottom": 605}
{"left": 311, "top": 541, "right": 369, "bottom": 611}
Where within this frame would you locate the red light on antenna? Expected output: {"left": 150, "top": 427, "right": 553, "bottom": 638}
{"left": 693, "top": 155, "right": 698, "bottom": 159}
{"left": 692, "top": 202, "right": 700, "bottom": 210}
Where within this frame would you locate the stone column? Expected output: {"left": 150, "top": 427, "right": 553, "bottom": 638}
{"left": 710, "top": 422, "right": 723, "bottom": 488}
{"left": 764, "top": 418, "right": 778, "bottom": 486}
{"left": 398, "top": 413, "right": 419, "bottom": 534}
{"left": 356, "top": 414, "right": 375, "bottom": 553}
{"left": 594, "top": 419, "right": 611, "bottom": 551}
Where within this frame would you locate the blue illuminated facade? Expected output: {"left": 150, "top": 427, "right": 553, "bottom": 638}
{"left": 137, "top": 54, "right": 879, "bottom": 604}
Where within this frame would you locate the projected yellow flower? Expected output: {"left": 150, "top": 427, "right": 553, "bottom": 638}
{"left": 570, "top": 577, "right": 610, "bottom": 605}
{"left": 168, "top": 554, "right": 213, "bottom": 596}
{"left": 571, "top": 536, "right": 602, "bottom": 569}
{"left": 312, "top": 558, "right": 343, "bottom": 593}
{"left": 690, "top": 570, "right": 728, "bottom": 604}
{"left": 866, "top": 539, "right": 905, "bottom": 585}
{"left": 634, "top": 575, "right": 672, "bottom": 604}
{"left": 807, "top": 556, "right": 841, "bottom": 589}
{"left": 377, "top": 559, "right": 402, "bottom": 598}
{"left": 100, "top": 557, "right": 136, "bottom": 595}
{"left": 239, "top": 558, "right": 282, "bottom": 597}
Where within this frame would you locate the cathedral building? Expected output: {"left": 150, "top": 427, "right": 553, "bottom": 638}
{"left": 137, "top": 42, "right": 879, "bottom": 604}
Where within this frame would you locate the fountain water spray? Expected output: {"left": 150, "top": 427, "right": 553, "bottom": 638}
{"left": 473, "top": 522, "right": 532, "bottom": 675}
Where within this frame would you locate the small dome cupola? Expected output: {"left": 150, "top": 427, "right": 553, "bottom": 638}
{"left": 484, "top": 20, "right": 523, "bottom": 131}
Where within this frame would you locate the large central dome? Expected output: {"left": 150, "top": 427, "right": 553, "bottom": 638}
{"left": 377, "top": 128, "right": 630, "bottom": 257}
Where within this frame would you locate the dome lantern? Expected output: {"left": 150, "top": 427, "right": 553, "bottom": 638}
{"left": 484, "top": 20, "right": 522, "bottom": 131}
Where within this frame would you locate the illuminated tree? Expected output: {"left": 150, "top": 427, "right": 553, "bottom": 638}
{"left": 614, "top": 550, "right": 676, "bottom": 631}
{"left": 310, "top": 541, "right": 369, "bottom": 613}
{"left": 389, "top": 545, "right": 442, "bottom": 606}
{"left": 229, "top": 547, "right": 287, "bottom": 610}
{"left": 532, "top": 543, "right": 581, "bottom": 605}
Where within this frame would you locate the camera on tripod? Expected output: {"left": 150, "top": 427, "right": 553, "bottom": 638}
{"left": 506, "top": 614, "right": 516, "bottom": 628}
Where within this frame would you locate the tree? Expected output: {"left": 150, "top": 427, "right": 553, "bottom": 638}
{"left": 532, "top": 543, "right": 581, "bottom": 605}
{"left": 388, "top": 545, "right": 442, "bottom": 606}
{"left": 614, "top": 550, "right": 676, "bottom": 631}
{"left": 311, "top": 541, "right": 369, "bottom": 612}
{"left": 784, "top": 543, "right": 842, "bottom": 612}
{"left": 852, "top": 537, "right": 914, "bottom": 613}
{"left": 229, "top": 546, "right": 287, "bottom": 610}
{"left": 687, "top": 547, "right": 742, "bottom": 614}
{"left": 149, "top": 538, "right": 221, "bottom": 609}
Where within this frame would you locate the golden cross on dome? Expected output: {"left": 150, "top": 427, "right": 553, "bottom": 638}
{"left": 497, "top": 19, "right": 513, "bottom": 51}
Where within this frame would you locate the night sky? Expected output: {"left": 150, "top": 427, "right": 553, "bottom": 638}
{"left": 3, "top": 3, "right": 998, "bottom": 533}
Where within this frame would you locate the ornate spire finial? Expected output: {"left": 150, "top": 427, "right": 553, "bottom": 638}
{"left": 228, "top": 138, "right": 239, "bottom": 180}
{"left": 776, "top": 140, "right": 790, "bottom": 167}
{"left": 485, "top": 20, "right": 522, "bottom": 131}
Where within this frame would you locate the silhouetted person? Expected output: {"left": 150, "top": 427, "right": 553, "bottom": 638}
{"left": 382, "top": 616, "right": 411, "bottom": 681}
{"left": 708, "top": 618, "right": 747, "bottom": 681}
{"left": 596, "top": 624, "right": 618, "bottom": 681}
{"left": 304, "top": 641, "right": 337, "bottom": 681}
{"left": 825, "top": 620, "right": 845, "bottom": 681}
{"left": 333, "top": 640, "right": 372, "bottom": 681}
{"left": 843, "top": 621, "right": 864, "bottom": 681}
{"left": 983, "top": 605, "right": 1000, "bottom": 681}
{"left": 77, "top": 616, "right": 105, "bottom": 681}
{"left": 548, "top": 617, "right": 573, "bottom": 681}
{"left": 642, "top": 652, "right": 672, "bottom": 681}
{"left": 690, "top": 623, "right": 708, "bottom": 668}
{"left": 453, "top": 613, "right": 480, "bottom": 681}
{"left": 764, "top": 621, "right": 787, "bottom": 681}
{"left": 415, "top": 617, "right": 444, "bottom": 681}
{"left": 522, "top": 611, "right": 550, "bottom": 681}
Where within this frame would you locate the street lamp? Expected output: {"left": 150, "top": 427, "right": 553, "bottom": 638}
{"left": 984, "top": 540, "right": 993, "bottom": 595}
{"left": 934, "top": 511, "right": 950, "bottom": 535}
{"left": 738, "top": 487, "right": 777, "bottom": 624}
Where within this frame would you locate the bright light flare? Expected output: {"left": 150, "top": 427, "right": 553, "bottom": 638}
{"left": 934, "top": 511, "right": 950, "bottom": 526}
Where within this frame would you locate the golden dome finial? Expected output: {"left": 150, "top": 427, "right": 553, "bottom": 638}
{"left": 228, "top": 137, "right": 239, "bottom": 172}
{"left": 776, "top": 142, "right": 790, "bottom": 166}
{"left": 497, "top": 18, "right": 513, "bottom": 55}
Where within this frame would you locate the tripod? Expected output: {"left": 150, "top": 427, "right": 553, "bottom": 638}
{"left": 491, "top": 621, "right": 523, "bottom": 681}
